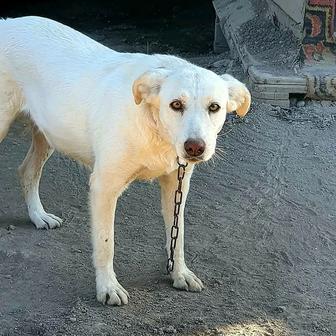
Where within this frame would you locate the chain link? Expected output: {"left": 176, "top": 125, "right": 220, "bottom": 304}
{"left": 167, "top": 157, "right": 188, "bottom": 274}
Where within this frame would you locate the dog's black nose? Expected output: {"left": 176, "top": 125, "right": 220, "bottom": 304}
{"left": 184, "top": 138, "right": 205, "bottom": 157}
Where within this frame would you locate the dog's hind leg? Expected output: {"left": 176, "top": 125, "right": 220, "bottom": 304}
{"left": 18, "top": 125, "right": 63, "bottom": 229}
{"left": 0, "top": 74, "right": 21, "bottom": 142}
{"left": 0, "top": 109, "right": 16, "bottom": 142}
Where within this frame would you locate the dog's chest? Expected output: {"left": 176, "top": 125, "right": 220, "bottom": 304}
{"left": 134, "top": 148, "right": 176, "bottom": 181}
{"left": 135, "top": 165, "right": 172, "bottom": 180}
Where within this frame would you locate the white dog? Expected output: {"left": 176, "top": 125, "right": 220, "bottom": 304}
{"left": 0, "top": 16, "right": 251, "bottom": 305}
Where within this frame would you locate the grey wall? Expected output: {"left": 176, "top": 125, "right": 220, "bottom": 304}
{"left": 267, "top": 0, "right": 306, "bottom": 38}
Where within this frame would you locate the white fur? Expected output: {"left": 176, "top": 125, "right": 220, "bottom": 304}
{"left": 0, "top": 16, "right": 251, "bottom": 305}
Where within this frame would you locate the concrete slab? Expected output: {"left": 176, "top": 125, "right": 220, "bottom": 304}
{"left": 213, "top": 0, "right": 336, "bottom": 106}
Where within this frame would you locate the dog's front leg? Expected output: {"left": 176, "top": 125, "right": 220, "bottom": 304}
{"left": 159, "top": 166, "right": 204, "bottom": 292}
{"left": 90, "top": 168, "right": 129, "bottom": 306}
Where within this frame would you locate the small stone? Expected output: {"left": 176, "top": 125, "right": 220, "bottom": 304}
{"left": 162, "top": 326, "right": 176, "bottom": 334}
{"left": 302, "top": 142, "right": 309, "bottom": 148}
{"left": 69, "top": 317, "right": 77, "bottom": 322}
{"left": 212, "top": 60, "right": 229, "bottom": 68}
{"left": 6, "top": 225, "right": 16, "bottom": 231}
{"left": 195, "top": 318, "right": 205, "bottom": 325}
{"left": 274, "top": 305, "right": 286, "bottom": 313}
{"left": 272, "top": 106, "right": 281, "bottom": 112}
{"left": 297, "top": 100, "right": 305, "bottom": 107}
{"left": 125, "top": 323, "right": 131, "bottom": 328}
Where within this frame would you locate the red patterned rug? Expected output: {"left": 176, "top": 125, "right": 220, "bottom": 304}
{"left": 303, "top": 0, "right": 336, "bottom": 61}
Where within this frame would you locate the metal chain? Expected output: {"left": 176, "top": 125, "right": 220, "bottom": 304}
{"left": 167, "top": 157, "right": 188, "bottom": 274}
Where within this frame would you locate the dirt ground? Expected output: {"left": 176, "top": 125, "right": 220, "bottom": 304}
{"left": 1, "top": 3, "right": 336, "bottom": 336}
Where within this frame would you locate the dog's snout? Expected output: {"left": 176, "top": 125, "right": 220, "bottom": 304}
{"left": 184, "top": 138, "right": 205, "bottom": 157}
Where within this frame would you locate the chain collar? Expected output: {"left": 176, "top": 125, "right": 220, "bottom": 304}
{"left": 166, "top": 157, "right": 188, "bottom": 274}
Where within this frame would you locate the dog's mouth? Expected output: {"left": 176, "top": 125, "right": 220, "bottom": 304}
{"left": 183, "top": 155, "right": 205, "bottom": 164}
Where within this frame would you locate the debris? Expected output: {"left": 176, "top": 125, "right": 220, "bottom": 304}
{"left": 274, "top": 305, "right": 286, "bottom": 313}
{"left": 161, "top": 326, "right": 177, "bottom": 334}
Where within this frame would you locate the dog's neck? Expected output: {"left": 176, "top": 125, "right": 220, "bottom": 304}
{"left": 132, "top": 104, "right": 177, "bottom": 179}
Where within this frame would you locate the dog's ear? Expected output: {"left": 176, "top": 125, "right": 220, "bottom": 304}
{"left": 221, "top": 74, "right": 251, "bottom": 117}
{"left": 132, "top": 68, "right": 170, "bottom": 105}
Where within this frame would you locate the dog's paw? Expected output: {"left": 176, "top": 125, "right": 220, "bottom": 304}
{"left": 96, "top": 274, "right": 129, "bottom": 306}
{"left": 171, "top": 267, "right": 204, "bottom": 292}
{"left": 30, "top": 210, "right": 63, "bottom": 229}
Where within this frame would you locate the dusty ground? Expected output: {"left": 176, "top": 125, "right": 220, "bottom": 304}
{"left": 1, "top": 3, "right": 336, "bottom": 336}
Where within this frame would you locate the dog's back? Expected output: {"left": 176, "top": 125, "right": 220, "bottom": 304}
{"left": 0, "top": 16, "right": 109, "bottom": 161}
{"left": 0, "top": 16, "right": 116, "bottom": 86}
{"left": 0, "top": 16, "right": 110, "bottom": 58}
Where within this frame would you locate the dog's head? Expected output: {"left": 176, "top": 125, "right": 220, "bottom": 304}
{"left": 133, "top": 65, "right": 250, "bottom": 163}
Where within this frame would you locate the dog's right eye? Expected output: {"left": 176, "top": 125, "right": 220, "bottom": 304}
{"left": 170, "top": 100, "right": 184, "bottom": 112}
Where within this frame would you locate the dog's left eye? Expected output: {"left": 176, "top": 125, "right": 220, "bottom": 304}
{"left": 208, "top": 103, "right": 221, "bottom": 113}
{"left": 170, "top": 100, "right": 184, "bottom": 112}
